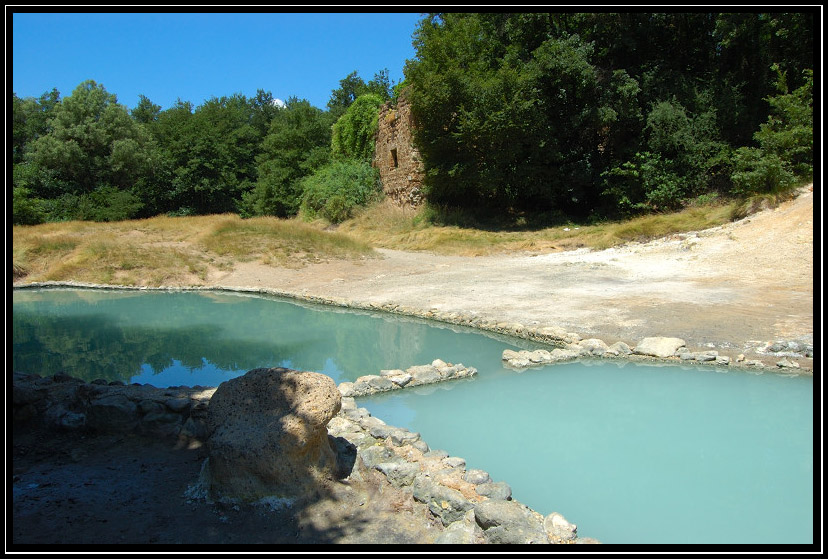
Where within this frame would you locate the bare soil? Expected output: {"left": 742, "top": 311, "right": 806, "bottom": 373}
{"left": 9, "top": 185, "right": 815, "bottom": 549}
{"left": 10, "top": 426, "right": 443, "bottom": 548}
{"left": 207, "top": 185, "right": 815, "bottom": 356}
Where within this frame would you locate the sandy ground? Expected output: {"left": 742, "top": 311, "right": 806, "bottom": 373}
{"left": 207, "top": 185, "right": 815, "bottom": 356}
{"left": 10, "top": 185, "right": 816, "bottom": 549}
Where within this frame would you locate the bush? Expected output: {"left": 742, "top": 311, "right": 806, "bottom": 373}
{"left": 600, "top": 151, "right": 685, "bottom": 216}
{"left": 299, "top": 159, "right": 381, "bottom": 223}
{"left": 729, "top": 147, "right": 796, "bottom": 196}
{"left": 12, "top": 186, "right": 45, "bottom": 225}
{"left": 331, "top": 94, "right": 384, "bottom": 162}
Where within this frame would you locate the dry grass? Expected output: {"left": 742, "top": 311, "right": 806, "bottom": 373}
{"left": 12, "top": 199, "right": 740, "bottom": 285}
{"left": 197, "top": 215, "right": 374, "bottom": 267}
{"left": 12, "top": 214, "right": 375, "bottom": 286}
{"left": 338, "top": 198, "right": 740, "bottom": 256}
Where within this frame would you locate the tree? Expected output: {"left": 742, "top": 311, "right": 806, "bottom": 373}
{"left": 131, "top": 94, "right": 161, "bottom": 124}
{"left": 241, "top": 98, "right": 335, "bottom": 217}
{"left": 249, "top": 89, "right": 281, "bottom": 137}
{"left": 729, "top": 67, "right": 812, "bottom": 195}
{"left": 754, "top": 67, "right": 813, "bottom": 178}
{"left": 147, "top": 93, "right": 267, "bottom": 215}
{"left": 20, "top": 80, "right": 161, "bottom": 220}
{"left": 27, "top": 81, "right": 152, "bottom": 194}
{"left": 712, "top": 12, "right": 814, "bottom": 145}
{"left": 12, "top": 88, "right": 60, "bottom": 164}
{"left": 327, "top": 69, "right": 393, "bottom": 120}
{"left": 405, "top": 13, "right": 613, "bottom": 214}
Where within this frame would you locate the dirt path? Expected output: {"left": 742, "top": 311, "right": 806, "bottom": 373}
{"left": 207, "top": 185, "right": 815, "bottom": 356}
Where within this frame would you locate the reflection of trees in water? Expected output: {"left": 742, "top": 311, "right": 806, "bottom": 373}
{"left": 12, "top": 311, "right": 305, "bottom": 384}
{"left": 12, "top": 291, "right": 429, "bottom": 385}
{"left": 12, "top": 289, "right": 485, "bottom": 386}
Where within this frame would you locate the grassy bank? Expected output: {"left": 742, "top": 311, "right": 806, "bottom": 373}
{"left": 12, "top": 214, "right": 375, "bottom": 286}
{"left": 13, "top": 196, "right": 751, "bottom": 286}
{"left": 337, "top": 197, "right": 741, "bottom": 256}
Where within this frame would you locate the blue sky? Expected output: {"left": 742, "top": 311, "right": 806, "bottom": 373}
{"left": 11, "top": 11, "right": 424, "bottom": 111}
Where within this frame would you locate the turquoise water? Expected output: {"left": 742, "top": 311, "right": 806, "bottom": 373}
{"left": 12, "top": 288, "right": 815, "bottom": 545}
{"left": 361, "top": 360, "right": 814, "bottom": 545}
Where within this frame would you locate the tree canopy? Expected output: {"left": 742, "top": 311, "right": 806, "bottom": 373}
{"left": 12, "top": 12, "right": 814, "bottom": 226}
{"left": 404, "top": 12, "right": 814, "bottom": 218}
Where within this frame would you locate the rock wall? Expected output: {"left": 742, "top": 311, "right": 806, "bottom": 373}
{"left": 373, "top": 92, "right": 424, "bottom": 207}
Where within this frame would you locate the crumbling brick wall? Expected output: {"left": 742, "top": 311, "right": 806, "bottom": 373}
{"left": 373, "top": 94, "right": 424, "bottom": 207}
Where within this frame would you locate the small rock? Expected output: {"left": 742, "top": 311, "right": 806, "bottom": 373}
{"left": 544, "top": 511, "right": 577, "bottom": 541}
{"left": 463, "top": 469, "right": 492, "bottom": 485}
{"left": 607, "top": 341, "right": 632, "bottom": 355}
{"left": 776, "top": 358, "right": 800, "bottom": 369}
{"left": 476, "top": 481, "right": 512, "bottom": 501}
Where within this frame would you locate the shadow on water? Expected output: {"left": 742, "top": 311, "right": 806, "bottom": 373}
{"left": 12, "top": 310, "right": 307, "bottom": 384}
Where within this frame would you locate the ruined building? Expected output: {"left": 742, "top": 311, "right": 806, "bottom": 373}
{"left": 372, "top": 93, "right": 424, "bottom": 207}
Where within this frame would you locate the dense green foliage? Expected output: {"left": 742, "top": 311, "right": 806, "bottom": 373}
{"left": 299, "top": 158, "right": 382, "bottom": 223}
{"left": 404, "top": 12, "right": 814, "bottom": 218}
{"left": 326, "top": 69, "right": 393, "bottom": 120}
{"left": 12, "top": 12, "right": 813, "bottom": 226}
{"left": 240, "top": 98, "right": 335, "bottom": 218}
{"left": 331, "top": 94, "right": 384, "bottom": 162}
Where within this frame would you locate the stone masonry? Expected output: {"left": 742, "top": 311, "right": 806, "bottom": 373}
{"left": 373, "top": 91, "right": 424, "bottom": 207}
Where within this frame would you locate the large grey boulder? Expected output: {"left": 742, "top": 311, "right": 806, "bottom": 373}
{"left": 205, "top": 367, "right": 341, "bottom": 502}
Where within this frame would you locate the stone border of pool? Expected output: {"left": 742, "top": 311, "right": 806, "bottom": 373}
{"left": 13, "top": 281, "right": 814, "bottom": 374}
{"left": 12, "top": 362, "right": 593, "bottom": 545}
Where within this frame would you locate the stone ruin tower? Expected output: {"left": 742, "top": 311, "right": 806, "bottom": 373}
{"left": 373, "top": 92, "right": 424, "bottom": 207}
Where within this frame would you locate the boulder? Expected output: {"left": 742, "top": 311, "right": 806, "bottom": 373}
{"left": 205, "top": 367, "right": 341, "bottom": 502}
{"left": 607, "top": 341, "right": 632, "bottom": 355}
{"left": 412, "top": 475, "right": 474, "bottom": 526}
{"left": 633, "top": 337, "right": 686, "bottom": 358}
{"left": 474, "top": 499, "right": 548, "bottom": 544}
{"left": 578, "top": 338, "right": 609, "bottom": 356}
{"left": 87, "top": 393, "right": 139, "bottom": 432}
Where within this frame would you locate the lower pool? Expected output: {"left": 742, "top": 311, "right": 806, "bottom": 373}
{"left": 12, "top": 288, "right": 814, "bottom": 545}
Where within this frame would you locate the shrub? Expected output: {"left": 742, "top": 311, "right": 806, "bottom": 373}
{"left": 600, "top": 151, "right": 685, "bottom": 216}
{"left": 299, "top": 159, "right": 381, "bottom": 223}
{"left": 729, "top": 147, "right": 796, "bottom": 196}
{"left": 331, "top": 94, "right": 384, "bottom": 162}
{"left": 12, "top": 186, "right": 45, "bottom": 225}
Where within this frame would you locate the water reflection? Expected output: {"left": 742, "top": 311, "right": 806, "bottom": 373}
{"left": 12, "top": 288, "right": 525, "bottom": 386}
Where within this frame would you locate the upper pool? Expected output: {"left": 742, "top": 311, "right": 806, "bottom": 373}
{"left": 12, "top": 288, "right": 814, "bottom": 545}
